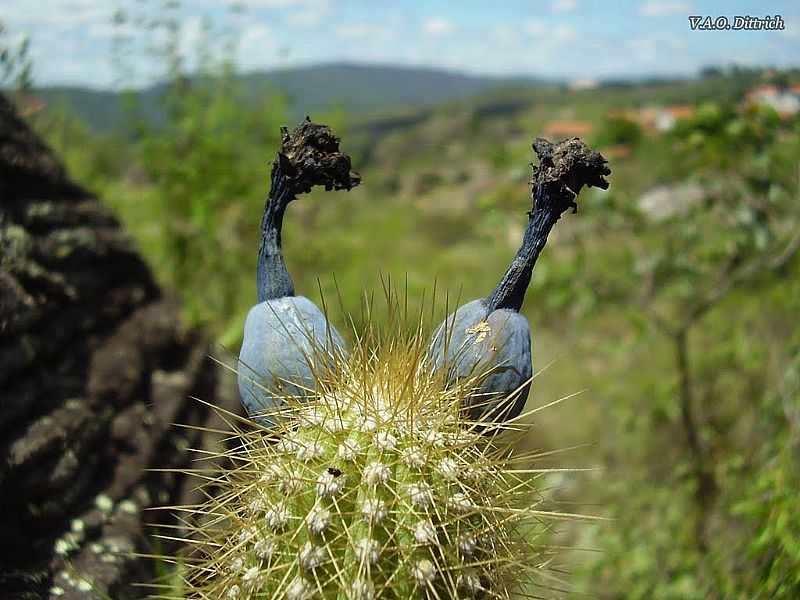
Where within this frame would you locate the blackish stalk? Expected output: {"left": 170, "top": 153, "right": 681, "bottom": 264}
{"left": 255, "top": 118, "right": 360, "bottom": 302}
{"left": 257, "top": 157, "right": 295, "bottom": 301}
{"left": 487, "top": 137, "right": 610, "bottom": 312}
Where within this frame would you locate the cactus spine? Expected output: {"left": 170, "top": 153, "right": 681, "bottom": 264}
{"left": 167, "top": 321, "right": 560, "bottom": 600}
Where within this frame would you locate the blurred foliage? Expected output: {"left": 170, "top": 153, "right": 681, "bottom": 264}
{"left": 0, "top": 18, "right": 33, "bottom": 93}
{"left": 9, "top": 7, "right": 800, "bottom": 594}
{"left": 729, "top": 349, "right": 800, "bottom": 599}
{"left": 120, "top": 2, "right": 288, "bottom": 343}
{"left": 569, "top": 101, "right": 800, "bottom": 599}
{"left": 134, "top": 70, "right": 287, "bottom": 335}
{"left": 34, "top": 1, "right": 293, "bottom": 345}
{"left": 594, "top": 116, "right": 642, "bottom": 147}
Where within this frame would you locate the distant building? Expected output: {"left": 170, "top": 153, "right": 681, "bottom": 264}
{"left": 748, "top": 84, "right": 780, "bottom": 98}
{"left": 638, "top": 105, "right": 695, "bottom": 132}
{"left": 607, "top": 105, "right": 694, "bottom": 134}
{"left": 602, "top": 144, "right": 632, "bottom": 159}
{"left": 569, "top": 78, "right": 599, "bottom": 91}
{"left": 744, "top": 84, "right": 800, "bottom": 117}
{"left": 656, "top": 105, "right": 695, "bottom": 131}
{"left": 542, "top": 120, "right": 594, "bottom": 138}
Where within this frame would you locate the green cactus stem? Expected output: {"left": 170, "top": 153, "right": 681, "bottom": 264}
{"left": 160, "top": 323, "right": 575, "bottom": 600}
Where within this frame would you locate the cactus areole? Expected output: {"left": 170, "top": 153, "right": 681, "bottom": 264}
{"left": 187, "top": 119, "right": 613, "bottom": 600}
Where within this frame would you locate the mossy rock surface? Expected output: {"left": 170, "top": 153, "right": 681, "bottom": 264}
{"left": 0, "top": 93, "right": 233, "bottom": 600}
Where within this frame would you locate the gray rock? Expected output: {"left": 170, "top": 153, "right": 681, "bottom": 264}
{"left": 637, "top": 181, "right": 705, "bottom": 221}
{"left": 0, "top": 93, "right": 238, "bottom": 599}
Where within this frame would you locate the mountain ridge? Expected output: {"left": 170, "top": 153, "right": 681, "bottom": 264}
{"left": 33, "top": 62, "right": 552, "bottom": 132}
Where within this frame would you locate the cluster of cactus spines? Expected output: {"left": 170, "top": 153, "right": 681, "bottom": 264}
{"left": 158, "top": 319, "right": 563, "bottom": 600}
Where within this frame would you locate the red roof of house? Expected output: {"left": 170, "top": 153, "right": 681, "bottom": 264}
{"left": 602, "top": 144, "right": 632, "bottom": 159}
{"left": 748, "top": 84, "right": 780, "bottom": 99}
{"left": 543, "top": 120, "right": 594, "bottom": 138}
{"left": 664, "top": 105, "right": 695, "bottom": 119}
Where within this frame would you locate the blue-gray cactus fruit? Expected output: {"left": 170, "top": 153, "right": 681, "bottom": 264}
{"left": 238, "top": 119, "right": 360, "bottom": 423}
{"left": 429, "top": 138, "right": 611, "bottom": 423}
{"left": 429, "top": 303, "right": 532, "bottom": 423}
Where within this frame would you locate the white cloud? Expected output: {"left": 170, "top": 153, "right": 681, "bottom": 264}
{"left": 551, "top": 0, "right": 577, "bottom": 13}
{"left": 236, "top": 23, "right": 289, "bottom": 70}
{"left": 639, "top": 2, "right": 692, "bottom": 17}
{"left": 523, "top": 20, "right": 547, "bottom": 36}
{"left": 335, "top": 22, "right": 390, "bottom": 40}
{"left": 234, "top": 0, "right": 303, "bottom": 7}
{"left": 243, "top": 0, "right": 330, "bottom": 26}
{"left": 423, "top": 17, "right": 455, "bottom": 36}
{"left": 285, "top": 11, "right": 322, "bottom": 28}
{"left": 489, "top": 24, "right": 522, "bottom": 49}
{"left": 87, "top": 21, "right": 127, "bottom": 39}
{"left": 234, "top": 0, "right": 331, "bottom": 11}
{"left": 469, "top": 20, "right": 584, "bottom": 75}
{"left": 629, "top": 33, "right": 687, "bottom": 63}
{"left": 630, "top": 39, "right": 658, "bottom": 62}
{"left": 551, "top": 23, "right": 577, "bottom": 43}
{"left": 178, "top": 16, "right": 207, "bottom": 58}
{"left": 522, "top": 20, "right": 576, "bottom": 44}
{"left": 779, "top": 16, "right": 799, "bottom": 39}
{"left": 3, "top": 0, "right": 113, "bottom": 28}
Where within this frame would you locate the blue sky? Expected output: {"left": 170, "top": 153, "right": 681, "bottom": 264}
{"left": 3, "top": 0, "right": 799, "bottom": 88}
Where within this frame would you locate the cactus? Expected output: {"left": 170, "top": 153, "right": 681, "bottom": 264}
{"left": 155, "top": 121, "right": 610, "bottom": 599}
{"left": 163, "top": 319, "right": 563, "bottom": 600}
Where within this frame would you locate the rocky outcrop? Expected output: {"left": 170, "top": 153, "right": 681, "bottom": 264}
{"left": 0, "top": 94, "right": 236, "bottom": 599}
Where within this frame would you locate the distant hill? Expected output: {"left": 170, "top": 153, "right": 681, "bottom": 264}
{"left": 34, "top": 62, "right": 548, "bottom": 132}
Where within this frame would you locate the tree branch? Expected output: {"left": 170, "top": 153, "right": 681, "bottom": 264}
{"left": 682, "top": 229, "right": 800, "bottom": 329}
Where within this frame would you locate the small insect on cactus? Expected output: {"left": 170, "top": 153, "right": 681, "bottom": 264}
{"left": 170, "top": 327, "right": 557, "bottom": 600}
